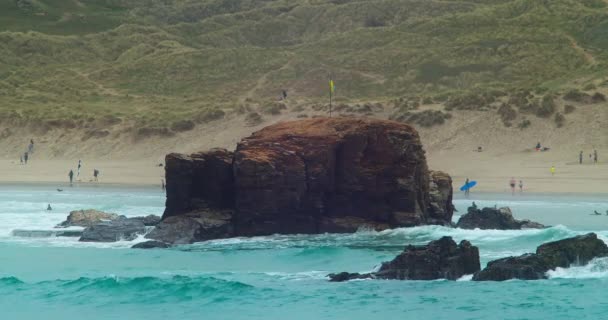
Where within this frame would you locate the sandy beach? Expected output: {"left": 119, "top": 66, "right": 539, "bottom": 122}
{"left": 428, "top": 150, "right": 608, "bottom": 195}
{"left": 0, "top": 150, "right": 606, "bottom": 194}
{"left": 0, "top": 159, "right": 165, "bottom": 187}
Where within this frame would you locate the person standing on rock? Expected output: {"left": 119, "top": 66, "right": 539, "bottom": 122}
{"left": 69, "top": 169, "right": 74, "bottom": 185}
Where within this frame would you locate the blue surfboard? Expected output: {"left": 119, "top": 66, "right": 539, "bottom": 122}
{"left": 460, "top": 181, "right": 477, "bottom": 191}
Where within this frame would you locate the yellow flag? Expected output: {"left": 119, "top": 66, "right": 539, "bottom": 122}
{"left": 329, "top": 79, "right": 335, "bottom": 94}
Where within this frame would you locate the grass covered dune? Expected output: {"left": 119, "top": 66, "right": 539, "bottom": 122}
{"left": 1, "top": 0, "right": 608, "bottom": 129}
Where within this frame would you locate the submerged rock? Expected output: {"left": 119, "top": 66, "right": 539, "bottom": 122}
{"left": 11, "top": 229, "right": 83, "bottom": 238}
{"left": 473, "top": 233, "right": 608, "bottom": 281}
{"left": 56, "top": 209, "right": 119, "bottom": 228}
{"left": 456, "top": 206, "right": 545, "bottom": 230}
{"left": 132, "top": 240, "right": 170, "bottom": 249}
{"left": 79, "top": 218, "right": 146, "bottom": 242}
{"left": 329, "top": 236, "right": 480, "bottom": 282}
{"left": 153, "top": 118, "right": 454, "bottom": 244}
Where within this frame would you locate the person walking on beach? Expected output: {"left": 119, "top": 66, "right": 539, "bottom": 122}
{"left": 28, "top": 139, "right": 34, "bottom": 155}
{"left": 93, "top": 169, "right": 99, "bottom": 182}
{"left": 509, "top": 177, "right": 516, "bottom": 195}
{"left": 464, "top": 178, "right": 470, "bottom": 197}
{"left": 161, "top": 179, "right": 166, "bottom": 191}
{"left": 68, "top": 169, "right": 74, "bottom": 185}
{"left": 23, "top": 152, "right": 28, "bottom": 165}
{"left": 550, "top": 165, "right": 556, "bottom": 176}
{"left": 594, "top": 149, "right": 598, "bottom": 164}
{"left": 77, "top": 160, "right": 82, "bottom": 177}
{"left": 579, "top": 151, "right": 583, "bottom": 164}
{"left": 519, "top": 180, "right": 523, "bottom": 193}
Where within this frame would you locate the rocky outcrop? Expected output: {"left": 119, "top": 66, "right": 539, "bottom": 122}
{"left": 457, "top": 206, "right": 545, "bottom": 230}
{"left": 132, "top": 240, "right": 170, "bottom": 249}
{"left": 128, "top": 215, "right": 161, "bottom": 227}
{"left": 329, "top": 236, "right": 480, "bottom": 281}
{"left": 79, "top": 218, "right": 146, "bottom": 242}
{"left": 150, "top": 118, "right": 454, "bottom": 244}
{"left": 473, "top": 233, "right": 608, "bottom": 281}
{"left": 146, "top": 209, "right": 233, "bottom": 244}
{"left": 56, "top": 209, "right": 119, "bottom": 228}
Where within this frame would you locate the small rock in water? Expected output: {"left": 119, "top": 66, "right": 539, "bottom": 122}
{"left": 131, "top": 241, "right": 170, "bottom": 249}
{"left": 12, "top": 229, "right": 83, "bottom": 238}
{"left": 56, "top": 209, "right": 120, "bottom": 228}
{"left": 457, "top": 206, "right": 545, "bottom": 230}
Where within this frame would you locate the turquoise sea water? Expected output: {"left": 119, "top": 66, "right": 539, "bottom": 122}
{"left": 1, "top": 184, "right": 608, "bottom": 319}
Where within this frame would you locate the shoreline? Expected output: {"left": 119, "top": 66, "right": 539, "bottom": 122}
{"left": 0, "top": 159, "right": 164, "bottom": 188}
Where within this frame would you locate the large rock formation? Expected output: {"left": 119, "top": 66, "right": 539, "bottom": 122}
{"left": 149, "top": 118, "right": 454, "bottom": 244}
{"left": 457, "top": 206, "right": 545, "bottom": 230}
{"left": 56, "top": 209, "right": 120, "bottom": 228}
{"left": 473, "top": 233, "right": 608, "bottom": 281}
{"left": 329, "top": 236, "right": 480, "bottom": 281}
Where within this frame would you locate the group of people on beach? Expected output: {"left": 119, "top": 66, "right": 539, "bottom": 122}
{"left": 67, "top": 160, "right": 100, "bottom": 185}
{"left": 579, "top": 150, "right": 598, "bottom": 164}
{"left": 19, "top": 139, "right": 34, "bottom": 165}
{"left": 509, "top": 178, "right": 524, "bottom": 195}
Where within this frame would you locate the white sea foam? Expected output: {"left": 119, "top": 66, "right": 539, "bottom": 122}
{"left": 0, "top": 185, "right": 164, "bottom": 248}
{"left": 547, "top": 257, "right": 608, "bottom": 279}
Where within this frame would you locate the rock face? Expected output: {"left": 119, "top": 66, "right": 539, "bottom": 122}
{"left": 56, "top": 209, "right": 119, "bottom": 228}
{"left": 473, "top": 233, "right": 608, "bottom": 281}
{"left": 151, "top": 118, "right": 454, "bottom": 244}
{"left": 428, "top": 171, "right": 454, "bottom": 226}
{"left": 457, "top": 206, "right": 545, "bottom": 230}
{"left": 163, "top": 148, "right": 234, "bottom": 219}
{"left": 329, "top": 236, "right": 480, "bottom": 282}
{"left": 79, "top": 218, "right": 146, "bottom": 242}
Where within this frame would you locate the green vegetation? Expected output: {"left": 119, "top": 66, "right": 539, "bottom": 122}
{"left": 2, "top": 0, "right": 608, "bottom": 129}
